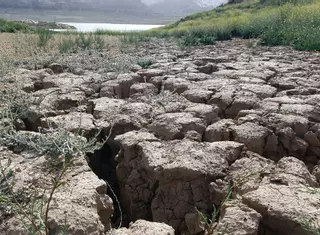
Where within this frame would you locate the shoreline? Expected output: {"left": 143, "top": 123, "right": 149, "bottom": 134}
{"left": 18, "top": 19, "right": 76, "bottom": 30}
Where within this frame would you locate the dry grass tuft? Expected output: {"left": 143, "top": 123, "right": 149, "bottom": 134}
{"left": 0, "top": 33, "right": 122, "bottom": 60}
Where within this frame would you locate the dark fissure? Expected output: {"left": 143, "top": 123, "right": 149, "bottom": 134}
{"left": 86, "top": 139, "right": 122, "bottom": 227}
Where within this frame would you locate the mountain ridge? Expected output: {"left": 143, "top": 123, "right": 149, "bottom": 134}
{"left": 0, "top": 0, "right": 227, "bottom": 19}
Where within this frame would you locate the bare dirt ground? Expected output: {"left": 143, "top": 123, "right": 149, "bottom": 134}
{"left": 1, "top": 37, "right": 320, "bottom": 235}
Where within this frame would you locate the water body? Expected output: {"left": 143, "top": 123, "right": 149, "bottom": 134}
{"left": 56, "top": 22, "right": 163, "bottom": 32}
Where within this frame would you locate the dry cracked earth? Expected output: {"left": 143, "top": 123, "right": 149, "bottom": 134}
{"left": 1, "top": 38, "right": 320, "bottom": 235}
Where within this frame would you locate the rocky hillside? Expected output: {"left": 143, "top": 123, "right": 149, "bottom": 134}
{"left": 0, "top": 37, "right": 319, "bottom": 234}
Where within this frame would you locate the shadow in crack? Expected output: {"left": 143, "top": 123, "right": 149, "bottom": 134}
{"left": 86, "top": 139, "right": 122, "bottom": 226}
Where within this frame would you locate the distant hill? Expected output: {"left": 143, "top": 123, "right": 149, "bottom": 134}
{"left": 0, "top": 0, "right": 141, "bottom": 10}
{"left": 142, "top": 0, "right": 227, "bottom": 16}
{"left": 147, "top": 0, "right": 203, "bottom": 16}
{"left": 0, "top": 0, "right": 159, "bottom": 17}
{"left": 0, "top": 0, "right": 227, "bottom": 21}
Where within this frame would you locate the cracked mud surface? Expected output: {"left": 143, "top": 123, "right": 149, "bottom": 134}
{"left": 1, "top": 38, "right": 320, "bottom": 235}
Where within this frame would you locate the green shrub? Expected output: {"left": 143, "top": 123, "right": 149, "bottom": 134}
{"left": 76, "top": 33, "right": 94, "bottom": 50}
{"left": 0, "top": 58, "right": 14, "bottom": 76}
{"left": 120, "top": 32, "right": 151, "bottom": 44}
{"left": 0, "top": 87, "right": 33, "bottom": 121}
{"left": 300, "top": 216, "right": 320, "bottom": 235}
{"left": 59, "top": 38, "right": 76, "bottom": 53}
{"left": 58, "top": 34, "right": 107, "bottom": 53}
{"left": 94, "top": 35, "right": 105, "bottom": 50}
{"left": 261, "top": 0, "right": 314, "bottom": 6}
{"left": 181, "top": 34, "right": 201, "bottom": 46}
{"left": 214, "top": 27, "right": 233, "bottom": 40}
{"left": 103, "top": 55, "right": 135, "bottom": 74}
{"left": 181, "top": 28, "right": 216, "bottom": 46}
{"left": 1, "top": 127, "right": 96, "bottom": 164}
{"left": 137, "top": 59, "right": 154, "bottom": 69}
{"left": 293, "top": 28, "right": 320, "bottom": 51}
{"left": 0, "top": 18, "right": 32, "bottom": 33}
{"left": 93, "top": 29, "right": 123, "bottom": 36}
{"left": 37, "top": 29, "right": 54, "bottom": 48}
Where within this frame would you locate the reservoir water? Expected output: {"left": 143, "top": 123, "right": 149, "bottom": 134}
{"left": 57, "top": 22, "right": 163, "bottom": 32}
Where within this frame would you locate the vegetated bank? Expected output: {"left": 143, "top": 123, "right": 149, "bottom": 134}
{"left": 0, "top": 18, "right": 32, "bottom": 32}
{"left": 0, "top": 18, "right": 75, "bottom": 32}
{"left": 3, "top": 0, "right": 320, "bottom": 52}
{"left": 145, "top": 0, "right": 320, "bottom": 50}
